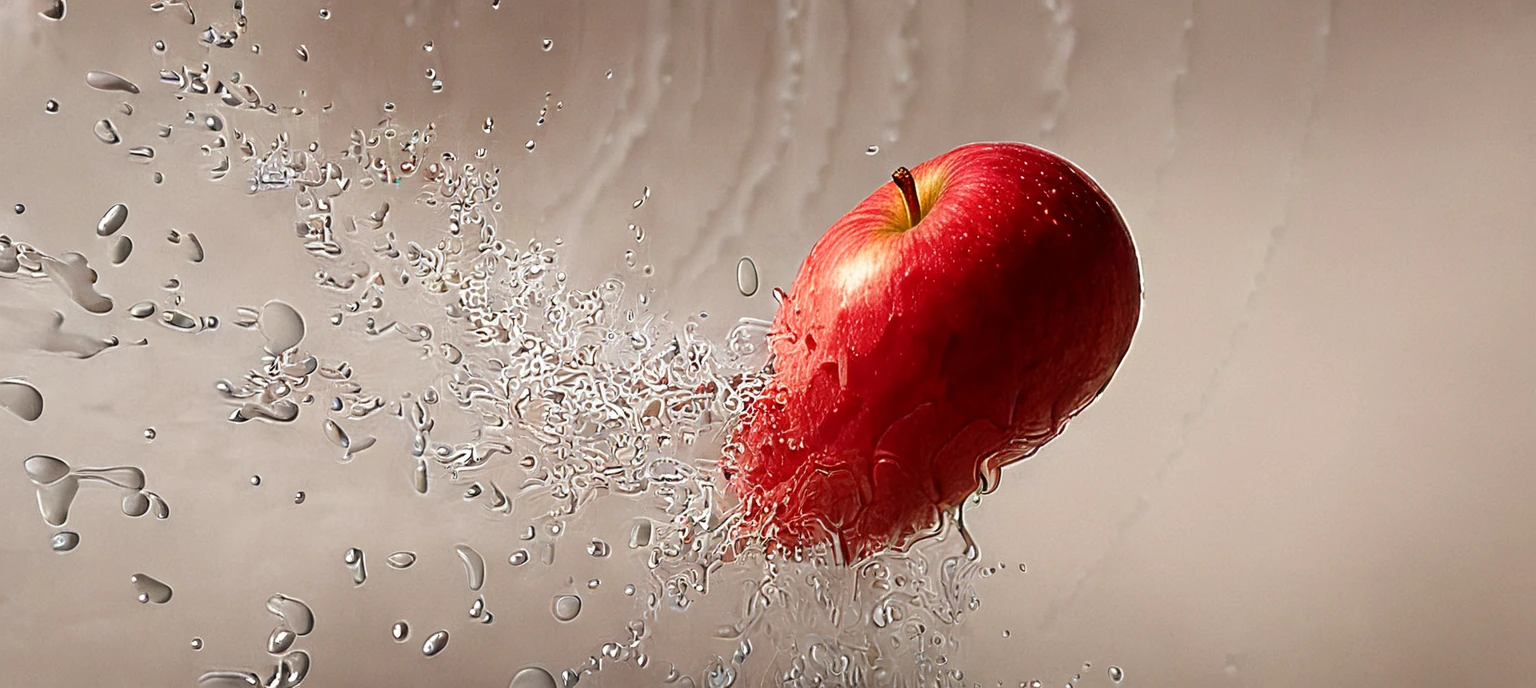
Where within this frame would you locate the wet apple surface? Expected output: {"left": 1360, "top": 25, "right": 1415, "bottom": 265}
{"left": 726, "top": 142, "right": 1142, "bottom": 560}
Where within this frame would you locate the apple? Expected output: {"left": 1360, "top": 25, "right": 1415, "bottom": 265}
{"left": 724, "top": 142, "right": 1141, "bottom": 560}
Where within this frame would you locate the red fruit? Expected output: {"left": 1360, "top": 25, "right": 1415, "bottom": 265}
{"left": 724, "top": 142, "right": 1141, "bottom": 560}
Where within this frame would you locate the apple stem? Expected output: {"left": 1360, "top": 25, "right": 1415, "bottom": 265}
{"left": 892, "top": 166, "right": 922, "bottom": 228}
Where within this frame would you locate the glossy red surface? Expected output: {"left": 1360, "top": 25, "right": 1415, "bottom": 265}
{"left": 726, "top": 142, "right": 1142, "bottom": 560}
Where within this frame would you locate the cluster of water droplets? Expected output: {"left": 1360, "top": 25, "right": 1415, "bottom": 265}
{"left": 0, "top": 3, "right": 1144, "bottom": 686}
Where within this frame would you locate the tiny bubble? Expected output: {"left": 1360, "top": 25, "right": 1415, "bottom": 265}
{"left": 13, "top": 204, "right": 24, "bottom": 215}
{"left": 250, "top": 475, "right": 261, "bottom": 486}
{"left": 541, "top": 38, "right": 553, "bottom": 51}
{"left": 525, "top": 140, "right": 535, "bottom": 151}
{"left": 44, "top": 100, "right": 59, "bottom": 113}
{"left": 318, "top": 8, "right": 330, "bottom": 19}
{"left": 423, "top": 41, "right": 434, "bottom": 52}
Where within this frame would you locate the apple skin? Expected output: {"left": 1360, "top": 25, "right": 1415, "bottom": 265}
{"left": 724, "top": 142, "right": 1141, "bottom": 560}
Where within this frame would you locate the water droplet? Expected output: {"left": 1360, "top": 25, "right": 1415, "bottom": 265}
{"left": 510, "top": 667, "right": 560, "bottom": 688}
{"left": 391, "top": 621, "right": 409, "bottom": 641}
{"left": 267, "top": 627, "right": 296, "bottom": 654}
{"left": 108, "top": 236, "right": 132, "bottom": 265}
{"left": 1002, "top": 629, "right": 1011, "bottom": 638}
{"left": 628, "top": 520, "right": 652, "bottom": 548}
{"left": 86, "top": 71, "right": 140, "bottom": 94}
{"left": 509, "top": 549, "right": 529, "bottom": 566}
{"left": 50, "top": 531, "right": 80, "bottom": 552}
{"left": 265, "top": 594, "right": 315, "bottom": 635}
{"left": 130, "top": 573, "right": 173, "bottom": 604}
{"left": 128, "top": 146, "right": 155, "bottom": 162}
{"left": 423, "top": 41, "right": 434, "bottom": 52}
{"left": 344, "top": 547, "right": 366, "bottom": 585}
{"left": 373, "top": 551, "right": 414, "bottom": 571}
{"left": 197, "top": 671, "right": 259, "bottom": 688}
{"left": 153, "top": 40, "right": 166, "bottom": 53}
{"left": 587, "top": 539, "right": 609, "bottom": 558}
{"left": 44, "top": 100, "right": 59, "bottom": 113}
{"left": 318, "top": 8, "right": 330, "bottom": 19}
{"left": 129, "top": 301, "right": 157, "bottom": 319}
{"left": 293, "top": 491, "right": 305, "bottom": 504}
{"left": 421, "top": 630, "right": 449, "bottom": 657}
{"left": 0, "top": 380, "right": 44, "bottom": 422}
{"left": 96, "top": 204, "right": 129, "bottom": 236}
{"left": 524, "top": 140, "right": 535, "bottom": 151}
{"left": 322, "top": 419, "right": 349, "bottom": 449}
{"left": 541, "top": 38, "right": 553, "bottom": 51}
{"left": 295, "top": 45, "right": 309, "bottom": 62}
{"left": 250, "top": 475, "right": 261, "bottom": 486}
{"left": 605, "top": 70, "right": 613, "bottom": 79}
{"left": 190, "top": 637, "right": 203, "bottom": 650}
{"left": 455, "top": 544, "right": 486, "bottom": 591}
{"left": 94, "top": 119, "right": 121, "bottom": 145}
{"left": 736, "top": 257, "right": 758, "bottom": 297}
{"left": 38, "top": 0, "right": 65, "bottom": 20}
{"left": 413, "top": 459, "right": 428, "bottom": 494}
{"left": 143, "top": 427, "right": 157, "bottom": 441}
{"left": 552, "top": 594, "right": 582, "bottom": 622}
{"left": 623, "top": 584, "right": 636, "bottom": 596}
{"left": 483, "top": 117, "right": 494, "bottom": 133}
{"left": 258, "top": 300, "right": 305, "bottom": 355}
{"left": 1108, "top": 666, "right": 1124, "bottom": 682}
{"left": 866, "top": 145, "right": 880, "bottom": 155}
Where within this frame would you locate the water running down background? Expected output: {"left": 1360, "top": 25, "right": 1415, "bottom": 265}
{"left": 3, "top": 1, "right": 1535, "bottom": 686}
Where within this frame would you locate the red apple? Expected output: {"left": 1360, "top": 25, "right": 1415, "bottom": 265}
{"left": 724, "top": 142, "right": 1141, "bottom": 560}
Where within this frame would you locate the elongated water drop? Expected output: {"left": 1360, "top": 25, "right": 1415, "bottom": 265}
{"left": 86, "top": 71, "right": 140, "bottom": 94}
{"left": 97, "top": 204, "right": 128, "bottom": 236}
{"left": 455, "top": 544, "right": 486, "bottom": 591}
{"left": 130, "top": 573, "right": 172, "bottom": 604}
{"left": 94, "top": 119, "right": 121, "bottom": 145}
{"left": 736, "top": 257, "right": 758, "bottom": 297}
{"left": 422, "top": 630, "right": 449, "bottom": 657}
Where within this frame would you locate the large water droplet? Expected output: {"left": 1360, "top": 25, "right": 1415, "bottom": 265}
{"left": 109, "top": 236, "right": 133, "bottom": 265}
{"left": 24, "top": 455, "right": 71, "bottom": 485}
{"left": 50, "top": 530, "right": 80, "bottom": 552}
{"left": 386, "top": 551, "right": 416, "bottom": 569}
{"left": 552, "top": 594, "right": 582, "bottom": 622}
{"left": 267, "top": 627, "right": 296, "bottom": 654}
{"left": 197, "top": 671, "right": 259, "bottom": 688}
{"left": 344, "top": 547, "right": 366, "bottom": 585}
{"left": 85, "top": 71, "right": 140, "bottom": 94}
{"left": 258, "top": 300, "right": 305, "bottom": 355}
{"left": 130, "top": 573, "right": 173, "bottom": 603}
{"left": 510, "top": 667, "right": 560, "bottom": 688}
{"left": 421, "top": 630, "right": 449, "bottom": 657}
{"left": 322, "top": 419, "right": 349, "bottom": 449}
{"left": 0, "top": 379, "right": 44, "bottom": 421}
{"left": 38, "top": 0, "right": 65, "bottom": 21}
{"left": 1108, "top": 666, "right": 1124, "bottom": 683}
{"left": 265, "top": 594, "right": 314, "bottom": 635}
{"left": 93, "top": 119, "right": 121, "bottom": 145}
{"left": 454, "top": 544, "right": 486, "bottom": 591}
{"left": 736, "top": 257, "right": 758, "bottom": 297}
{"left": 97, "top": 203, "right": 129, "bottom": 236}
{"left": 391, "top": 621, "right": 409, "bottom": 641}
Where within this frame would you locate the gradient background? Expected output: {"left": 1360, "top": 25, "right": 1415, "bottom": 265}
{"left": 1, "top": 0, "right": 1533, "bottom": 685}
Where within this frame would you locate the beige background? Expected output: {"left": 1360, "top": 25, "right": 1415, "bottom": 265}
{"left": 1, "top": 0, "right": 1534, "bottom": 686}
